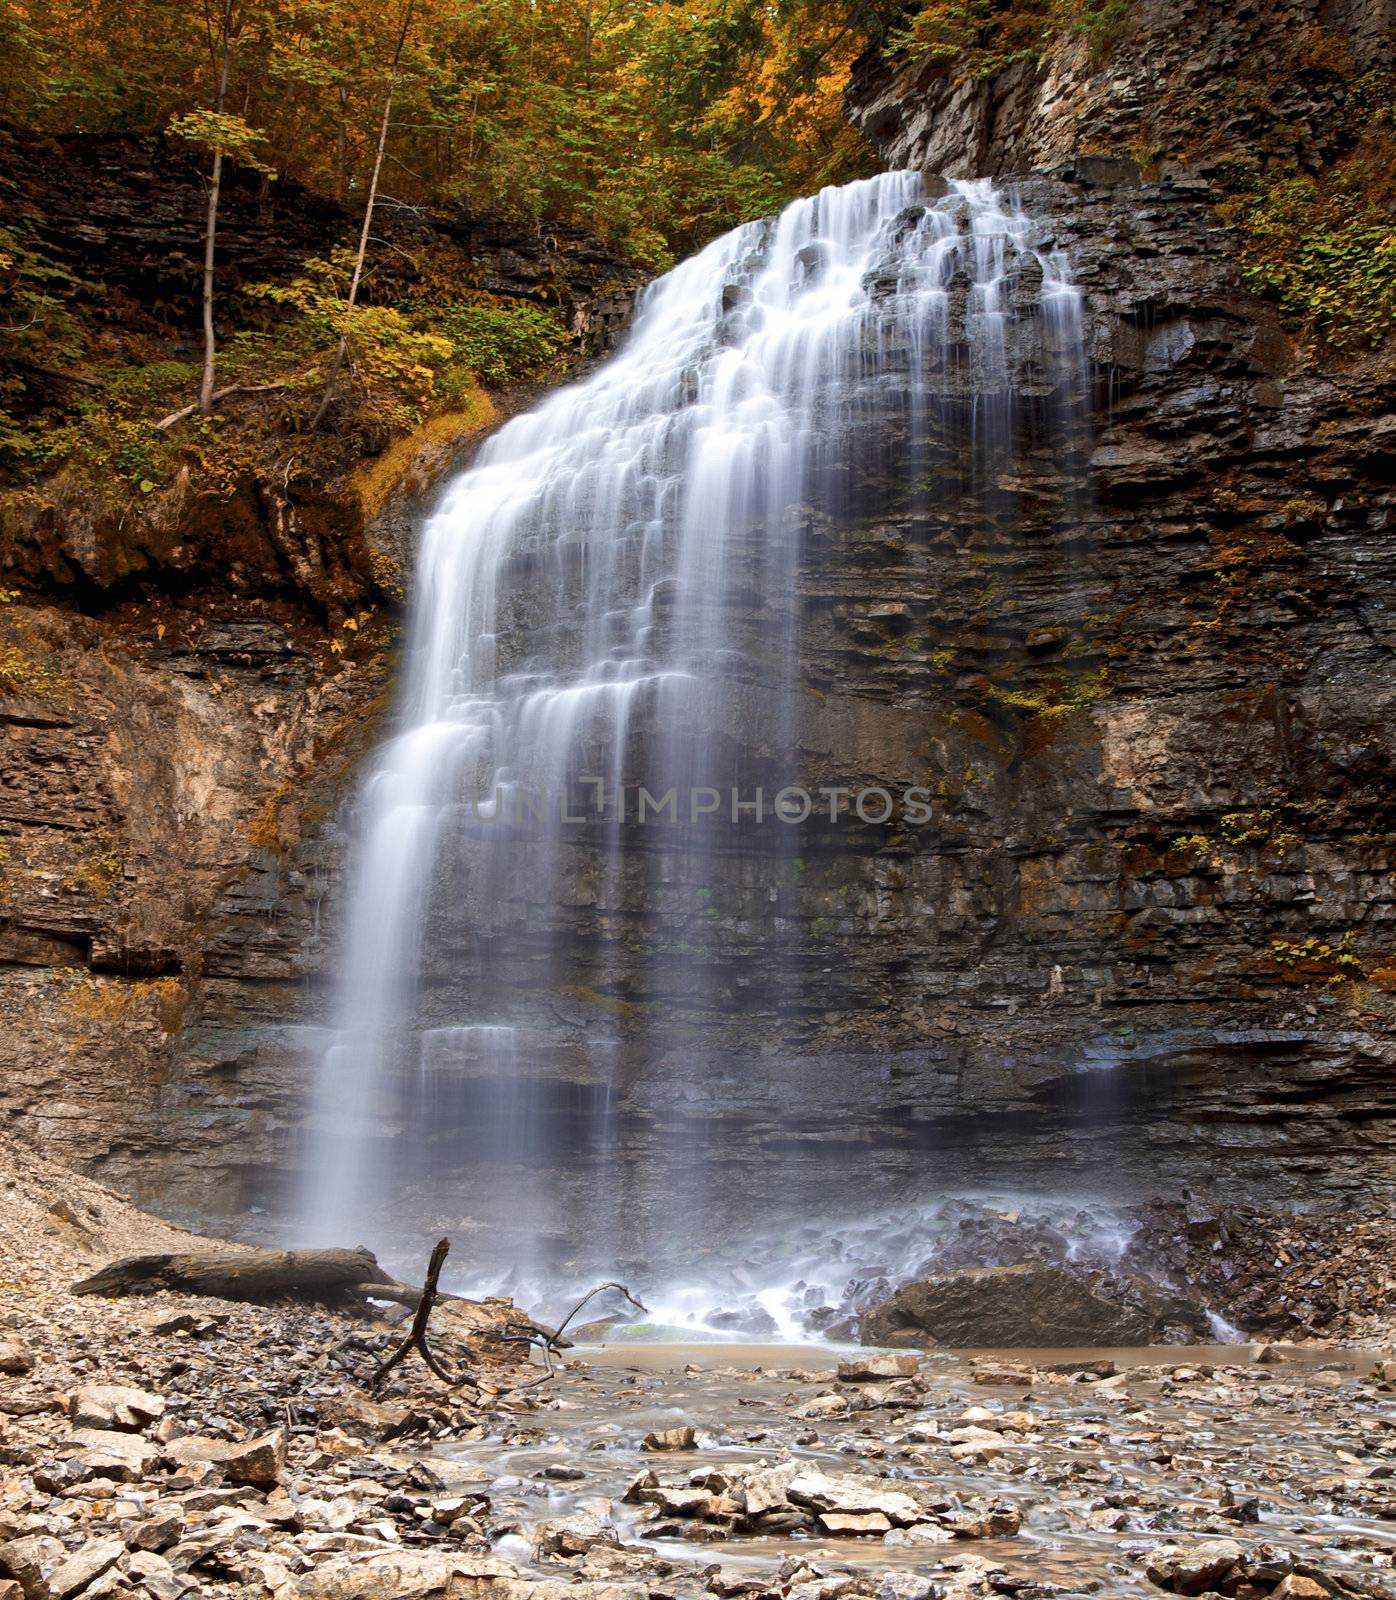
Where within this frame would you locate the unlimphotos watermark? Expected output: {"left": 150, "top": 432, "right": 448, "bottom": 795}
{"left": 462, "top": 779, "right": 937, "bottom": 827}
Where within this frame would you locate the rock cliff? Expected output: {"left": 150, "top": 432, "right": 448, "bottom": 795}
{"left": 3, "top": 2, "right": 1395, "bottom": 1268}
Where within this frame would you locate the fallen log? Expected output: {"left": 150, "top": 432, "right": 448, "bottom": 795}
{"left": 71, "top": 1245, "right": 417, "bottom": 1306}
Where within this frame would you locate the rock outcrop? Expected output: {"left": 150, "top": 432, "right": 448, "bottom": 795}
{"left": 3, "top": 6, "right": 1395, "bottom": 1278}
{"left": 845, "top": 0, "right": 1396, "bottom": 181}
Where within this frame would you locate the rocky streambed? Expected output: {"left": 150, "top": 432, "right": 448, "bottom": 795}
{"left": 4, "top": 1305, "right": 1396, "bottom": 1600}
{"left": 3, "top": 1138, "right": 1395, "bottom": 1600}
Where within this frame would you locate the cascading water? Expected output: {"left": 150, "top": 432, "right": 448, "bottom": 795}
{"left": 299, "top": 172, "right": 1086, "bottom": 1315}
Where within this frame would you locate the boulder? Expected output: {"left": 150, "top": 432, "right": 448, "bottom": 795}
{"left": 166, "top": 1427, "right": 286, "bottom": 1487}
{"left": 836, "top": 1355, "right": 918, "bottom": 1382}
{"left": 68, "top": 1384, "right": 166, "bottom": 1431}
{"left": 64, "top": 1427, "right": 158, "bottom": 1482}
{"left": 860, "top": 1265, "right": 1156, "bottom": 1349}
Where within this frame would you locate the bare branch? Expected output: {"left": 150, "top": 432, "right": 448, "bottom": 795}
{"left": 369, "top": 1236, "right": 480, "bottom": 1392}
{"left": 154, "top": 381, "right": 288, "bottom": 432}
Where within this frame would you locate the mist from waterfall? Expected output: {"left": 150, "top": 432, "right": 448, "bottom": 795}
{"left": 297, "top": 172, "right": 1085, "bottom": 1310}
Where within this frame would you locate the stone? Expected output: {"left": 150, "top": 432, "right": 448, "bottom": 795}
{"left": 126, "top": 1512, "right": 184, "bottom": 1555}
{"left": 0, "top": 1536, "right": 64, "bottom": 1600}
{"left": 224, "top": 1427, "right": 286, "bottom": 1484}
{"left": 947, "top": 1503, "right": 1022, "bottom": 1538}
{"left": 46, "top": 1540, "right": 125, "bottom": 1600}
{"left": 65, "top": 1428, "right": 158, "bottom": 1482}
{"left": 68, "top": 1385, "right": 166, "bottom": 1431}
{"left": 165, "top": 1428, "right": 285, "bottom": 1487}
{"left": 1143, "top": 1539, "right": 1243, "bottom": 1596}
{"left": 641, "top": 1427, "right": 695, "bottom": 1452}
{"left": 784, "top": 1470, "right": 923, "bottom": 1526}
{"left": 836, "top": 1356, "right": 918, "bottom": 1382}
{"left": 861, "top": 1266, "right": 1156, "bottom": 1349}
{"left": 739, "top": 1463, "right": 804, "bottom": 1516}
{"left": 1272, "top": 1578, "right": 1330, "bottom": 1599}
{"left": 0, "top": 1340, "right": 35, "bottom": 1376}
{"left": 293, "top": 1552, "right": 515, "bottom": 1599}
{"left": 874, "top": 1578, "right": 935, "bottom": 1600}
{"left": 793, "top": 1393, "right": 849, "bottom": 1419}
{"left": 532, "top": 1516, "right": 618, "bottom": 1557}
{"left": 124, "top": 1551, "right": 185, "bottom": 1600}
{"left": 816, "top": 1512, "right": 891, "bottom": 1535}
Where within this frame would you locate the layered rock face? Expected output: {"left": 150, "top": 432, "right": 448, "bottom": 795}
{"left": 3, "top": 9, "right": 1396, "bottom": 1261}
{"left": 190, "top": 167, "right": 1393, "bottom": 1264}
{"left": 0, "top": 137, "right": 643, "bottom": 1227}
{"left": 847, "top": 0, "right": 1396, "bottom": 181}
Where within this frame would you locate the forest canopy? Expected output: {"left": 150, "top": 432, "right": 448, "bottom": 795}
{"left": 0, "top": 0, "right": 903, "bottom": 268}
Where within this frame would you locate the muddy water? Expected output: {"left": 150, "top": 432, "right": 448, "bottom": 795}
{"left": 438, "top": 1341, "right": 1396, "bottom": 1595}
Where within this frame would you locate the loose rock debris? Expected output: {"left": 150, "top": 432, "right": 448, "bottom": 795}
{"left": 2, "top": 1135, "right": 1394, "bottom": 1600}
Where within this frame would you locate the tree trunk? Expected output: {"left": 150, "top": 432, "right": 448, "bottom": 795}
{"left": 311, "top": 0, "right": 415, "bottom": 430}
{"left": 336, "top": 83, "right": 348, "bottom": 198}
{"left": 71, "top": 1245, "right": 408, "bottom": 1305}
{"left": 199, "top": 0, "right": 235, "bottom": 416}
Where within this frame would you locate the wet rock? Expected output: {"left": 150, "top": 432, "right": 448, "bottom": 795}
{"left": 862, "top": 1266, "right": 1155, "bottom": 1349}
{"left": 642, "top": 1427, "right": 696, "bottom": 1452}
{"left": 68, "top": 1384, "right": 166, "bottom": 1431}
{"left": 1143, "top": 1538, "right": 1243, "bottom": 1595}
{"left": 837, "top": 1356, "right": 919, "bottom": 1382}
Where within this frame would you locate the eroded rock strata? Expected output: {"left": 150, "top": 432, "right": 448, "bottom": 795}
{"left": 1, "top": 1, "right": 1394, "bottom": 1271}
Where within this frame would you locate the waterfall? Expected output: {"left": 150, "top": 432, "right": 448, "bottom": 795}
{"left": 298, "top": 173, "right": 1084, "bottom": 1304}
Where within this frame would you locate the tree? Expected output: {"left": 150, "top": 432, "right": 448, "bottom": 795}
{"left": 168, "top": 0, "right": 276, "bottom": 416}
{"left": 311, "top": 0, "right": 416, "bottom": 430}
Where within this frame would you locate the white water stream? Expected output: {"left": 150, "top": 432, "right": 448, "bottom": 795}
{"left": 299, "top": 173, "right": 1085, "bottom": 1319}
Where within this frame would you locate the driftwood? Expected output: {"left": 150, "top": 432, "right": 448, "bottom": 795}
{"left": 500, "top": 1280, "right": 649, "bottom": 1386}
{"left": 71, "top": 1245, "right": 424, "bottom": 1306}
{"left": 370, "top": 1237, "right": 475, "bottom": 1390}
